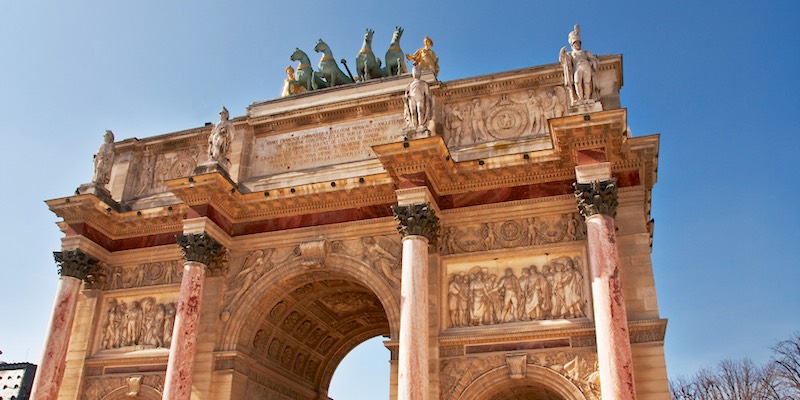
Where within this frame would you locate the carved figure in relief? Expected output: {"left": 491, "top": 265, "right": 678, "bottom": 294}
{"left": 547, "top": 264, "right": 566, "bottom": 318}
{"left": 227, "top": 249, "right": 275, "bottom": 309}
{"left": 124, "top": 301, "right": 143, "bottom": 346}
{"left": 486, "top": 273, "right": 502, "bottom": 324}
{"left": 102, "top": 299, "right": 120, "bottom": 349}
{"left": 133, "top": 150, "right": 155, "bottom": 197}
{"left": 559, "top": 24, "right": 599, "bottom": 105}
{"left": 405, "top": 35, "right": 439, "bottom": 79}
{"left": 444, "top": 105, "right": 465, "bottom": 147}
{"left": 92, "top": 130, "right": 115, "bottom": 186}
{"left": 565, "top": 214, "right": 579, "bottom": 241}
{"left": 468, "top": 270, "right": 488, "bottom": 325}
{"left": 498, "top": 268, "right": 521, "bottom": 322}
{"left": 448, "top": 275, "right": 463, "bottom": 327}
{"left": 208, "top": 106, "right": 232, "bottom": 164}
{"left": 383, "top": 27, "right": 407, "bottom": 77}
{"left": 404, "top": 66, "right": 433, "bottom": 132}
{"left": 527, "top": 218, "right": 539, "bottom": 246}
{"left": 115, "top": 301, "right": 127, "bottom": 347}
{"left": 362, "top": 236, "right": 400, "bottom": 284}
{"left": 468, "top": 99, "right": 488, "bottom": 143}
{"left": 563, "top": 258, "right": 586, "bottom": 318}
{"left": 527, "top": 89, "right": 545, "bottom": 134}
{"left": 163, "top": 303, "right": 176, "bottom": 346}
{"left": 140, "top": 297, "right": 156, "bottom": 346}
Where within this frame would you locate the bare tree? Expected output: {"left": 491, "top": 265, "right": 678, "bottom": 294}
{"left": 773, "top": 332, "right": 800, "bottom": 397}
{"left": 670, "top": 358, "right": 783, "bottom": 400}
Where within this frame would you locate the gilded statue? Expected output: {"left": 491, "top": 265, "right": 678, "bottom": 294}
{"left": 559, "top": 24, "right": 599, "bottom": 105}
{"left": 406, "top": 36, "right": 439, "bottom": 79}
{"left": 92, "top": 130, "right": 115, "bottom": 186}
{"left": 208, "top": 107, "right": 232, "bottom": 164}
{"left": 281, "top": 65, "right": 307, "bottom": 97}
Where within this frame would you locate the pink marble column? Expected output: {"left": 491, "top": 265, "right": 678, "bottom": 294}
{"left": 31, "top": 250, "right": 98, "bottom": 400}
{"left": 575, "top": 179, "right": 637, "bottom": 400}
{"left": 392, "top": 203, "right": 439, "bottom": 400}
{"left": 163, "top": 233, "right": 223, "bottom": 400}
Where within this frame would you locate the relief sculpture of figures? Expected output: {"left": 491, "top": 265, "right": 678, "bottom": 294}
{"left": 208, "top": 106, "right": 232, "bottom": 164}
{"left": 404, "top": 66, "right": 433, "bottom": 133}
{"left": 92, "top": 130, "right": 115, "bottom": 186}
{"left": 447, "top": 256, "right": 586, "bottom": 328}
{"left": 100, "top": 296, "right": 177, "bottom": 351}
{"left": 559, "top": 24, "right": 599, "bottom": 105}
{"left": 406, "top": 35, "right": 439, "bottom": 79}
{"left": 361, "top": 236, "right": 401, "bottom": 285}
{"left": 226, "top": 249, "right": 275, "bottom": 311}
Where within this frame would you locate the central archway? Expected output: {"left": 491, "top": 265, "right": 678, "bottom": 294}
{"left": 459, "top": 365, "right": 587, "bottom": 400}
{"left": 221, "top": 253, "right": 400, "bottom": 399}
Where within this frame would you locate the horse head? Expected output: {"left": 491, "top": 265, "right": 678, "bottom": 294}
{"left": 290, "top": 48, "right": 306, "bottom": 62}
{"left": 314, "top": 39, "right": 328, "bottom": 54}
{"left": 364, "top": 28, "right": 375, "bottom": 44}
{"left": 392, "top": 26, "right": 404, "bottom": 43}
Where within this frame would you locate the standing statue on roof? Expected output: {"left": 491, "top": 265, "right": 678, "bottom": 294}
{"left": 404, "top": 66, "right": 434, "bottom": 133}
{"left": 92, "top": 130, "right": 115, "bottom": 186}
{"left": 559, "top": 24, "right": 600, "bottom": 106}
{"left": 208, "top": 107, "right": 232, "bottom": 164}
{"left": 406, "top": 35, "right": 439, "bottom": 79}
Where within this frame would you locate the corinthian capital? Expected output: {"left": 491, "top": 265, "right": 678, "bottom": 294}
{"left": 391, "top": 202, "right": 440, "bottom": 245}
{"left": 574, "top": 179, "right": 618, "bottom": 219}
{"left": 54, "top": 250, "right": 99, "bottom": 281}
{"left": 177, "top": 233, "right": 224, "bottom": 267}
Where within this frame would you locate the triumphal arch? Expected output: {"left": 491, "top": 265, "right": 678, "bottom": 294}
{"left": 33, "top": 25, "right": 668, "bottom": 400}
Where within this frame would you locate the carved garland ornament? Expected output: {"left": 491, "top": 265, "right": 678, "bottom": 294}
{"left": 574, "top": 179, "right": 618, "bottom": 219}
{"left": 392, "top": 202, "right": 440, "bottom": 245}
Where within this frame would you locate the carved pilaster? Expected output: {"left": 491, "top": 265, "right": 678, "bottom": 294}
{"left": 574, "top": 179, "right": 618, "bottom": 219}
{"left": 176, "top": 233, "right": 224, "bottom": 270}
{"left": 54, "top": 250, "right": 99, "bottom": 281}
{"left": 391, "top": 202, "right": 440, "bottom": 245}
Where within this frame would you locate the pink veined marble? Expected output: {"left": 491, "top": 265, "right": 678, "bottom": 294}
{"left": 397, "top": 236, "right": 430, "bottom": 400}
{"left": 586, "top": 214, "right": 637, "bottom": 400}
{"left": 163, "top": 261, "right": 207, "bottom": 400}
{"left": 30, "top": 276, "right": 83, "bottom": 400}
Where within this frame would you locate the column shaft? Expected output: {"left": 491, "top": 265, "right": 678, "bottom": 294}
{"left": 30, "top": 277, "right": 83, "bottom": 400}
{"left": 398, "top": 236, "right": 430, "bottom": 400}
{"left": 163, "top": 261, "right": 208, "bottom": 400}
{"left": 586, "top": 213, "right": 636, "bottom": 400}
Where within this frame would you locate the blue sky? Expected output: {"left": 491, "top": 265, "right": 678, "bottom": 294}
{"left": 1, "top": 1, "right": 797, "bottom": 398}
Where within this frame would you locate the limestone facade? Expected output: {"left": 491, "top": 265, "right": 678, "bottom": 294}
{"left": 41, "top": 52, "right": 667, "bottom": 400}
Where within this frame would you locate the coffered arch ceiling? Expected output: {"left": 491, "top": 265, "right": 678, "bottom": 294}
{"left": 245, "top": 276, "right": 391, "bottom": 394}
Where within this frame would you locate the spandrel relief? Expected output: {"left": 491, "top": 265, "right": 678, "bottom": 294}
{"left": 443, "top": 86, "right": 568, "bottom": 149}
{"left": 97, "top": 295, "right": 178, "bottom": 352}
{"left": 445, "top": 252, "right": 588, "bottom": 329}
{"left": 441, "top": 212, "right": 585, "bottom": 255}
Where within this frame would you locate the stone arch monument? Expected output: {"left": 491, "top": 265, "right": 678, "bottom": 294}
{"left": 35, "top": 25, "right": 668, "bottom": 400}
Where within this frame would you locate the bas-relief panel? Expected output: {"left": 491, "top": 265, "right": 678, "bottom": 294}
{"left": 444, "top": 250, "right": 589, "bottom": 329}
{"left": 439, "top": 350, "right": 600, "bottom": 400}
{"left": 125, "top": 144, "right": 207, "bottom": 200}
{"left": 94, "top": 293, "right": 178, "bottom": 354}
{"left": 441, "top": 212, "right": 585, "bottom": 256}
{"left": 100, "top": 261, "right": 183, "bottom": 291}
{"left": 249, "top": 114, "right": 405, "bottom": 177}
{"left": 442, "top": 86, "right": 568, "bottom": 149}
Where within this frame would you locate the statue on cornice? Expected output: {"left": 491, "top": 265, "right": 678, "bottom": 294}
{"left": 406, "top": 36, "right": 439, "bottom": 79}
{"left": 208, "top": 107, "right": 232, "bottom": 164}
{"left": 92, "top": 130, "right": 115, "bottom": 186}
{"left": 559, "top": 24, "right": 599, "bottom": 106}
{"left": 404, "top": 66, "right": 434, "bottom": 134}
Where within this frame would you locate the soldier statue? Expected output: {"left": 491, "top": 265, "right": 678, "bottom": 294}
{"left": 559, "top": 24, "right": 599, "bottom": 105}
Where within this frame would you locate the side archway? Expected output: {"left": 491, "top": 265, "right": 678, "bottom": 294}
{"left": 459, "top": 364, "right": 587, "bottom": 400}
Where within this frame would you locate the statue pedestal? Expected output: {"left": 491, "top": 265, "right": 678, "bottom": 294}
{"left": 194, "top": 161, "right": 231, "bottom": 180}
{"left": 76, "top": 183, "right": 126, "bottom": 212}
{"left": 569, "top": 100, "right": 603, "bottom": 115}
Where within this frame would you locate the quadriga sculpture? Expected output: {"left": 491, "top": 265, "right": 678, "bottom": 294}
{"left": 355, "top": 28, "right": 383, "bottom": 81}
{"left": 384, "top": 26, "right": 407, "bottom": 76}
{"left": 290, "top": 48, "right": 326, "bottom": 91}
{"left": 314, "top": 39, "right": 353, "bottom": 87}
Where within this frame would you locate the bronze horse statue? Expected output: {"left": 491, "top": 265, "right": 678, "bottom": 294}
{"left": 384, "top": 26, "right": 407, "bottom": 77}
{"left": 355, "top": 29, "right": 384, "bottom": 81}
{"left": 314, "top": 39, "right": 353, "bottom": 87}
{"left": 290, "top": 48, "right": 327, "bottom": 90}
